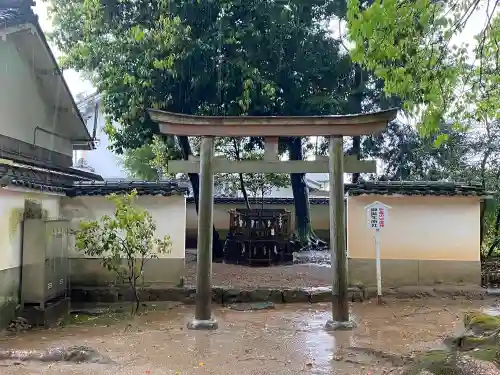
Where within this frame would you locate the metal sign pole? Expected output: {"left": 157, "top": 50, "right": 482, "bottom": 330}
{"left": 364, "top": 201, "right": 391, "bottom": 306}
{"left": 375, "top": 228, "right": 382, "bottom": 305}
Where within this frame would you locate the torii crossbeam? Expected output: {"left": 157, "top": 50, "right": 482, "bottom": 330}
{"left": 148, "top": 108, "right": 398, "bottom": 331}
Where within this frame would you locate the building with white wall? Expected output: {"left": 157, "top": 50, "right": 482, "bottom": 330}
{"left": 0, "top": 1, "right": 100, "bottom": 326}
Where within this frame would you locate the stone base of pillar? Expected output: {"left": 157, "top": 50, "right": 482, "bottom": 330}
{"left": 324, "top": 319, "right": 357, "bottom": 331}
{"left": 187, "top": 318, "right": 219, "bottom": 330}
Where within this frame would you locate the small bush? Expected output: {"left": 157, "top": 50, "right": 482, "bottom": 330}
{"left": 75, "top": 190, "right": 171, "bottom": 313}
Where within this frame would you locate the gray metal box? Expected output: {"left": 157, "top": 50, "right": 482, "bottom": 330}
{"left": 21, "top": 219, "right": 70, "bottom": 308}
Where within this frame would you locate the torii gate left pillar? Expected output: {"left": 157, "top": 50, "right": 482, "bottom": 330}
{"left": 149, "top": 109, "right": 398, "bottom": 330}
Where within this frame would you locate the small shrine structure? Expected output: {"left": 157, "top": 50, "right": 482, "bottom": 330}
{"left": 224, "top": 207, "right": 294, "bottom": 266}
{"left": 148, "top": 108, "right": 398, "bottom": 330}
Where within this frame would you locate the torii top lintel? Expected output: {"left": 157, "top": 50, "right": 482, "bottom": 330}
{"left": 148, "top": 108, "right": 399, "bottom": 137}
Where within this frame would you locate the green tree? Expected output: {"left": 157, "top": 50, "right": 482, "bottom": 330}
{"left": 347, "top": 0, "right": 499, "bottom": 137}
{"left": 75, "top": 190, "right": 171, "bottom": 313}
{"left": 328, "top": 1, "right": 402, "bottom": 183}
{"left": 241, "top": 153, "right": 290, "bottom": 206}
{"left": 189, "top": 136, "right": 259, "bottom": 209}
{"left": 47, "top": 0, "right": 363, "bottom": 250}
{"left": 120, "top": 135, "right": 181, "bottom": 180}
{"left": 362, "top": 120, "right": 469, "bottom": 180}
{"left": 360, "top": 118, "right": 500, "bottom": 257}
{"left": 463, "top": 120, "right": 500, "bottom": 257}
{"left": 121, "top": 144, "right": 159, "bottom": 181}
{"left": 120, "top": 133, "right": 293, "bottom": 210}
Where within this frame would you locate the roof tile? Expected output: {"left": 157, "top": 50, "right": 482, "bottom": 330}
{"left": 67, "top": 180, "right": 488, "bottom": 202}
{"left": 69, "top": 180, "right": 190, "bottom": 197}
{"left": 0, "top": 0, "right": 36, "bottom": 28}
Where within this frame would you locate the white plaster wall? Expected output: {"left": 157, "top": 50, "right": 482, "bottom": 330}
{"left": 0, "top": 36, "right": 72, "bottom": 156}
{"left": 63, "top": 195, "right": 186, "bottom": 259}
{"left": 347, "top": 195, "right": 481, "bottom": 261}
{"left": 0, "top": 189, "right": 61, "bottom": 272}
{"left": 186, "top": 202, "right": 331, "bottom": 233}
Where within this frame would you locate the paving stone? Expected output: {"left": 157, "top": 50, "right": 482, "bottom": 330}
{"left": 433, "top": 285, "right": 485, "bottom": 299}
{"left": 282, "top": 288, "right": 309, "bottom": 303}
{"left": 212, "top": 287, "right": 224, "bottom": 304}
{"left": 95, "top": 288, "right": 119, "bottom": 303}
{"left": 394, "top": 286, "right": 437, "bottom": 299}
{"left": 348, "top": 287, "right": 365, "bottom": 302}
{"left": 308, "top": 287, "right": 331, "bottom": 303}
{"left": 248, "top": 288, "right": 283, "bottom": 303}
{"left": 228, "top": 302, "right": 275, "bottom": 311}
{"left": 223, "top": 289, "right": 253, "bottom": 304}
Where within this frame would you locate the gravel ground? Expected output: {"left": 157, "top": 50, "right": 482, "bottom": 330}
{"left": 184, "top": 262, "right": 332, "bottom": 288}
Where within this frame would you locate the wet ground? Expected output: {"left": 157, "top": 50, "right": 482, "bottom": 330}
{"left": 184, "top": 249, "right": 333, "bottom": 288}
{"left": 184, "top": 251, "right": 332, "bottom": 288}
{"left": 0, "top": 298, "right": 491, "bottom": 375}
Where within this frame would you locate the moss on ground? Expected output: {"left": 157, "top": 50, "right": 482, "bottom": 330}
{"left": 404, "top": 350, "right": 462, "bottom": 375}
{"left": 63, "top": 310, "right": 132, "bottom": 327}
{"left": 464, "top": 311, "right": 500, "bottom": 334}
{"left": 468, "top": 346, "right": 500, "bottom": 364}
{"left": 403, "top": 310, "right": 500, "bottom": 374}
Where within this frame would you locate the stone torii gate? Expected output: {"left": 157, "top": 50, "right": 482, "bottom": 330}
{"left": 148, "top": 108, "right": 398, "bottom": 330}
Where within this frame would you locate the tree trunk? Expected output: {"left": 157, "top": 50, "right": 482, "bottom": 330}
{"left": 480, "top": 200, "right": 486, "bottom": 251}
{"left": 351, "top": 136, "right": 361, "bottom": 183}
{"left": 176, "top": 136, "right": 223, "bottom": 260}
{"left": 239, "top": 173, "right": 251, "bottom": 209}
{"left": 487, "top": 204, "right": 500, "bottom": 258}
{"left": 134, "top": 288, "right": 140, "bottom": 314}
{"left": 350, "top": 65, "right": 363, "bottom": 184}
{"left": 479, "top": 148, "right": 492, "bottom": 250}
{"left": 233, "top": 138, "right": 250, "bottom": 209}
{"left": 128, "top": 276, "right": 140, "bottom": 315}
{"left": 288, "top": 137, "right": 326, "bottom": 250}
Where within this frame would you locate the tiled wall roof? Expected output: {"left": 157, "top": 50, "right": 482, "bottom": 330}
{"left": 68, "top": 180, "right": 189, "bottom": 197}
{"left": 347, "top": 181, "right": 488, "bottom": 197}
{"left": 67, "top": 180, "right": 487, "bottom": 202}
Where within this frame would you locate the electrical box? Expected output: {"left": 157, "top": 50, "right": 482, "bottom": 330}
{"left": 20, "top": 219, "right": 71, "bottom": 326}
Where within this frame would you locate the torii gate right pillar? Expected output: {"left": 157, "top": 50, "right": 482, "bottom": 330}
{"left": 326, "top": 135, "right": 352, "bottom": 329}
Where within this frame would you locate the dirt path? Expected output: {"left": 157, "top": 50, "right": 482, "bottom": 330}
{"left": 0, "top": 298, "right": 487, "bottom": 375}
{"left": 184, "top": 262, "right": 332, "bottom": 288}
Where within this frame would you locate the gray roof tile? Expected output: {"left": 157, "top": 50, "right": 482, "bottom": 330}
{"left": 69, "top": 180, "right": 190, "bottom": 197}
{"left": 67, "top": 180, "right": 488, "bottom": 202}
{"left": 0, "top": 1, "right": 36, "bottom": 28}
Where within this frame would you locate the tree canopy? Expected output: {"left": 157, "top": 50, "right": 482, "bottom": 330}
{"left": 47, "top": 0, "right": 500, "bottom": 255}
{"left": 47, "top": 0, "right": 382, "bottom": 247}
{"left": 347, "top": 0, "right": 499, "bottom": 138}
{"left": 49, "top": 0, "right": 357, "bottom": 149}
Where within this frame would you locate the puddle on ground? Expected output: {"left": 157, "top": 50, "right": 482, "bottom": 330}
{"left": 294, "top": 250, "right": 331, "bottom": 266}
{"left": 288, "top": 309, "right": 355, "bottom": 374}
{"left": 482, "top": 304, "right": 500, "bottom": 317}
{"left": 0, "top": 299, "right": 489, "bottom": 375}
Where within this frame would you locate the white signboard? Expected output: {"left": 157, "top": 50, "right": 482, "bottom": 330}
{"left": 365, "top": 201, "right": 389, "bottom": 229}
{"left": 364, "top": 201, "right": 391, "bottom": 304}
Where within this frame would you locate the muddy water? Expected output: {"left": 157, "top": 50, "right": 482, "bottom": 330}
{"left": 0, "top": 298, "right": 487, "bottom": 375}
